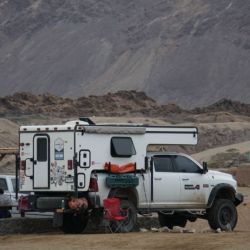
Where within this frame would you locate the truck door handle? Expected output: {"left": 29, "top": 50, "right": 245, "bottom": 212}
{"left": 182, "top": 178, "right": 189, "bottom": 181}
{"left": 154, "top": 178, "right": 162, "bottom": 181}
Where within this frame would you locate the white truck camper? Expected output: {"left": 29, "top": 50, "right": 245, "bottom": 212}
{"left": 17, "top": 118, "right": 243, "bottom": 233}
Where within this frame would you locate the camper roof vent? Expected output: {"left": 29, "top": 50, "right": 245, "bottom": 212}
{"left": 79, "top": 117, "right": 95, "bottom": 125}
{"left": 65, "top": 118, "right": 95, "bottom": 126}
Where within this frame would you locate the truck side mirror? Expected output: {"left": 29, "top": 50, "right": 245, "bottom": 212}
{"left": 202, "top": 162, "right": 208, "bottom": 174}
{"left": 150, "top": 158, "right": 153, "bottom": 172}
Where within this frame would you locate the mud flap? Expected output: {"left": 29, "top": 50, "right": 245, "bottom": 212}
{"left": 234, "top": 193, "right": 244, "bottom": 206}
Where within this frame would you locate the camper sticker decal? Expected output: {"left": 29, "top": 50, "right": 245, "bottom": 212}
{"left": 55, "top": 138, "right": 64, "bottom": 160}
{"left": 50, "top": 161, "right": 66, "bottom": 186}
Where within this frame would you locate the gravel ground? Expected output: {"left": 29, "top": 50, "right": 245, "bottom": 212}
{"left": 0, "top": 216, "right": 160, "bottom": 234}
{"left": 0, "top": 187, "right": 249, "bottom": 250}
{"left": 0, "top": 187, "right": 249, "bottom": 235}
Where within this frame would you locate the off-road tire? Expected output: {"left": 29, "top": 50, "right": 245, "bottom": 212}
{"left": 207, "top": 199, "right": 237, "bottom": 231}
{"left": 111, "top": 199, "right": 137, "bottom": 233}
{"left": 158, "top": 213, "right": 187, "bottom": 229}
{"left": 62, "top": 213, "right": 88, "bottom": 234}
{"left": 20, "top": 210, "right": 25, "bottom": 217}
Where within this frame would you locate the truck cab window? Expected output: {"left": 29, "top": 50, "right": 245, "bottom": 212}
{"left": 174, "top": 155, "right": 201, "bottom": 173}
{"left": 153, "top": 156, "right": 174, "bottom": 172}
{"left": 11, "top": 178, "right": 16, "bottom": 192}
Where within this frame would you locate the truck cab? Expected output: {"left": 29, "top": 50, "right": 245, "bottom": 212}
{"left": 148, "top": 152, "right": 237, "bottom": 209}
{"left": 146, "top": 152, "right": 242, "bottom": 230}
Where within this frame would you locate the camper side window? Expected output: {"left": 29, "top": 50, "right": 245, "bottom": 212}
{"left": 111, "top": 137, "right": 136, "bottom": 157}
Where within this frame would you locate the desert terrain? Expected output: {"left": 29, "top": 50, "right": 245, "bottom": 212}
{"left": 1, "top": 0, "right": 250, "bottom": 248}
{"left": 0, "top": 231, "right": 250, "bottom": 250}
{"left": 0, "top": 186, "right": 250, "bottom": 250}
{"left": 1, "top": 92, "right": 250, "bottom": 249}
{"left": 2, "top": 91, "right": 250, "bottom": 173}
{"left": 0, "top": 186, "right": 249, "bottom": 250}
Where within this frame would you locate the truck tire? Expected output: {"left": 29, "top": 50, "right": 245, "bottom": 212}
{"left": 111, "top": 199, "right": 137, "bottom": 233}
{"left": 20, "top": 210, "right": 25, "bottom": 217}
{"left": 6, "top": 210, "right": 11, "bottom": 218}
{"left": 0, "top": 210, "right": 11, "bottom": 218}
{"left": 158, "top": 213, "right": 187, "bottom": 229}
{"left": 61, "top": 213, "right": 88, "bottom": 234}
{"left": 207, "top": 199, "right": 237, "bottom": 231}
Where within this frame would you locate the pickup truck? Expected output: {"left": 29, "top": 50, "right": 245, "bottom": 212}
{"left": 0, "top": 190, "right": 12, "bottom": 218}
{"left": 0, "top": 175, "right": 17, "bottom": 205}
{"left": 0, "top": 175, "right": 16, "bottom": 218}
{"left": 0, "top": 174, "right": 28, "bottom": 217}
{"left": 18, "top": 120, "right": 243, "bottom": 233}
{"left": 87, "top": 152, "right": 243, "bottom": 232}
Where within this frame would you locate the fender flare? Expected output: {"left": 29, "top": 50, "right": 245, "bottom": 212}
{"left": 207, "top": 183, "right": 236, "bottom": 208}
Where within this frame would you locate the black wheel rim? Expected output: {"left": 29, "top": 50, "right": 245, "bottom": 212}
{"left": 109, "top": 208, "right": 132, "bottom": 232}
{"left": 121, "top": 207, "right": 132, "bottom": 226}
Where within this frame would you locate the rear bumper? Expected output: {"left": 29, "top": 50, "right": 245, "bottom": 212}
{"left": 19, "top": 193, "right": 101, "bottom": 212}
{"left": 234, "top": 193, "right": 244, "bottom": 206}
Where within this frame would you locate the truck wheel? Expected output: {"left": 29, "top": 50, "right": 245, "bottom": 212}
{"left": 158, "top": 213, "right": 187, "bottom": 229}
{"left": 90, "top": 208, "right": 103, "bottom": 226}
{"left": 207, "top": 199, "right": 237, "bottom": 231}
{"left": 20, "top": 210, "right": 25, "bottom": 217}
{"left": 111, "top": 199, "right": 137, "bottom": 233}
{"left": 0, "top": 210, "right": 11, "bottom": 218}
{"left": 6, "top": 211, "right": 11, "bottom": 218}
{"left": 62, "top": 213, "right": 88, "bottom": 234}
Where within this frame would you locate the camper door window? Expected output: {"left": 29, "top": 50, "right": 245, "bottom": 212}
{"left": 37, "top": 138, "right": 48, "bottom": 162}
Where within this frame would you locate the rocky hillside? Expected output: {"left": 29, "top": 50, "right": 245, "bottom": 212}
{"left": 0, "top": 91, "right": 184, "bottom": 117}
{"left": 193, "top": 99, "right": 250, "bottom": 117}
{"left": 2, "top": 91, "right": 250, "bottom": 173}
{"left": 0, "top": 0, "right": 250, "bottom": 108}
{"left": 2, "top": 91, "right": 250, "bottom": 120}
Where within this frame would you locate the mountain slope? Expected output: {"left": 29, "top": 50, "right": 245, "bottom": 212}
{"left": 0, "top": 0, "right": 250, "bottom": 107}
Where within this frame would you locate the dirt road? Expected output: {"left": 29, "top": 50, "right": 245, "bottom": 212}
{"left": 0, "top": 232, "right": 250, "bottom": 250}
{"left": 0, "top": 188, "right": 249, "bottom": 250}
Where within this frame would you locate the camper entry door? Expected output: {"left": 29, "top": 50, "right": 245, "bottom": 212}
{"left": 33, "top": 135, "right": 49, "bottom": 189}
